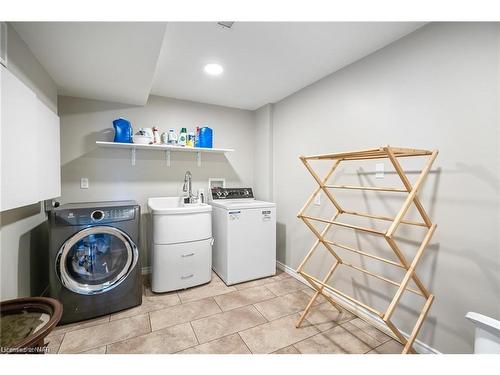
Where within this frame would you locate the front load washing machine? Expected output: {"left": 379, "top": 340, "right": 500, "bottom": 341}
{"left": 48, "top": 201, "right": 142, "bottom": 324}
{"left": 210, "top": 188, "right": 276, "bottom": 285}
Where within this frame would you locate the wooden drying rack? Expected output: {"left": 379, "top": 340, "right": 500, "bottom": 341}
{"left": 295, "top": 146, "right": 438, "bottom": 354}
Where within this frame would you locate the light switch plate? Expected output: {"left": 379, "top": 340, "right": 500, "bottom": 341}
{"left": 314, "top": 192, "right": 321, "bottom": 206}
{"left": 375, "top": 163, "right": 384, "bottom": 179}
{"left": 80, "top": 177, "right": 89, "bottom": 189}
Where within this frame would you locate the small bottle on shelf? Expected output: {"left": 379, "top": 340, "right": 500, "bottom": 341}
{"left": 167, "top": 129, "right": 178, "bottom": 145}
{"left": 187, "top": 132, "right": 195, "bottom": 147}
{"left": 178, "top": 128, "right": 187, "bottom": 146}
{"left": 195, "top": 126, "right": 200, "bottom": 147}
{"left": 152, "top": 126, "right": 160, "bottom": 144}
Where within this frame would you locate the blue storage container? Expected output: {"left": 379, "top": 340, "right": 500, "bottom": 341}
{"left": 198, "top": 127, "right": 213, "bottom": 148}
{"left": 113, "top": 118, "right": 133, "bottom": 143}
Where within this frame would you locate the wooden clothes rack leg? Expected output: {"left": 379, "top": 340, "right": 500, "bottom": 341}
{"left": 294, "top": 146, "right": 438, "bottom": 354}
{"left": 295, "top": 261, "right": 341, "bottom": 328}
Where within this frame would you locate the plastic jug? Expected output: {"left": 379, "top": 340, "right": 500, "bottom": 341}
{"left": 113, "top": 118, "right": 133, "bottom": 143}
{"left": 198, "top": 127, "right": 213, "bottom": 148}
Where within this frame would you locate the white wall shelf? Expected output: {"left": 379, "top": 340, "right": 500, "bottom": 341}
{"left": 96, "top": 141, "right": 234, "bottom": 167}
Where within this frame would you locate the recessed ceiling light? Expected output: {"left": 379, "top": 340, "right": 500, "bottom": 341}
{"left": 204, "top": 63, "right": 224, "bottom": 76}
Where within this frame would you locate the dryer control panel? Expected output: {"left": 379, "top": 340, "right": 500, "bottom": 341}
{"left": 211, "top": 187, "right": 254, "bottom": 200}
{"left": 53, "top": 206, "right": 137, "bottom": 226}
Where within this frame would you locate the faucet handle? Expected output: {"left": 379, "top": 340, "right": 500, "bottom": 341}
{"left": 190, "top": 192, "right": 199, "bottom": 204}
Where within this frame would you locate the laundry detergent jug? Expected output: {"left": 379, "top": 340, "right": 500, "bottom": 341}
{"left": 113, "top": 118, "right": 133, "bottom": 143}
{"left": 198, "top": 127, "right": 213, "bottom": 148}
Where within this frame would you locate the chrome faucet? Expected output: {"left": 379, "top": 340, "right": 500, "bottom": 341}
{"left": 182, "top": 171, "right": 197, "bottom": 203}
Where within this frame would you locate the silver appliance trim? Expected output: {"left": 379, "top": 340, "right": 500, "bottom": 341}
{"left": 56, "top": 226, "right": 138, "bottom": 295}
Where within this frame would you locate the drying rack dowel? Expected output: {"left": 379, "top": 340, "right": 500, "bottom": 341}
{"left": 341, "top": 210, "right": 428, "bottom": 228}
{"left": 325, "top": 184, "right": 408, "bottom": 193}
{"left": 300, "top": 271, "right": 384, "bottom": 318}
{"left": 299, "top": 214, "right": 386, "bottom": 236}
{"left": 325, "top": 240, "right": 405, "bottom": 269}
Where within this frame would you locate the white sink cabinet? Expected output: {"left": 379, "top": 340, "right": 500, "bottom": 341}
{"left": 148, "top": 197, "right": 213, "bottom": 292}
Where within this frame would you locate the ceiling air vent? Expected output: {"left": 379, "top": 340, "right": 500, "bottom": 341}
{"left": 217, "top": 22, "right": 234, "bottom": 29}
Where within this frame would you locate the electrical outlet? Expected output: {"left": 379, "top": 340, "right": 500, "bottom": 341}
{"left": 375, "top": 163, "right": 384, "bottom": 179}
{"left": 314, "top": 193, "right": 321, "bottom": 206}
{"left": 80, "top": 178, "right": 89, "bottom": 189}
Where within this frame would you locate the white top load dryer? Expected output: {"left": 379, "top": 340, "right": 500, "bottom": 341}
{"left": 210, "top": 187, "right": 276, "bottom": 285}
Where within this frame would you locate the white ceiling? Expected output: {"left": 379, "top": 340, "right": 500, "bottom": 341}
{"left": 12, "top": 22, "right": 425, "bottom": 110}
{"left": 152, "top": 22, "right": 424, "bottom": 109}
{"left": 12, "top": 22, "right": 167, "bottom": 105}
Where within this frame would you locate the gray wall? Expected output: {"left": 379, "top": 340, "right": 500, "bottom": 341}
{"left": 0, "top": 23, "right": 58, "bottom": 300}
{"left": 253, "top": 104, "right": 274, "bottom": 201}
{"left": 271, "top": 22, "right": 500, "bottom": 353}
{"left": 58, "top": 95, "right": 255, "bottom": 268}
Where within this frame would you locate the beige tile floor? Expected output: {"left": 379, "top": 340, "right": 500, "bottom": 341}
{"left": 46, "top": 269, "right": 404, "bottom": 354}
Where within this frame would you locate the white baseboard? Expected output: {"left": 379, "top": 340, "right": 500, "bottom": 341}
{"left": 276, "top": 260, "right": 440, "bottom": 354}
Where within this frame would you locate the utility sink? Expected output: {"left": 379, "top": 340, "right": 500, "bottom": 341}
{"left": 147, "top": 197, "right": 212, "bottom": 245}
{"left": 147, "top": 196, "right": 211, "bottom": 215}
{"left": 148, "top": 196, "right": 213, "bottom": 293}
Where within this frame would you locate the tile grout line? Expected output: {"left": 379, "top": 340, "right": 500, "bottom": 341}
{"left": 252, "top": 303, "right": 270, "bottom": 322}
{"left": 73, "top": 342, "right": 111, "bottom": 354}
{"left": 333, "top": 323, "right": 379, "bottom": 353}
{"left": 340, "top": 319, "right": 390, "bottom": 348}
{"left": 56, "top": 332, "right": 66, "bottom": 354}
{"left": 172, "top": 331, "right": 252, "bottom": 354}
{"left": 238, "top": 312, "right": 322, "bottom": 354}
{"left": 178, "top": 288, "right": 236, "bottom": 305}
{"left": 151, "top": 301, "right": 225, "bottom": 332}
{"left": 291, "top": 323, "right": 368, "bottom": 355}
{"left": 349, "top": 318, "right": 393, "bottom": 343}
{"left": 60, "top": 332, "right": 126, "bottom": 354}
{"left": 251, "top": 303, "right": 270, "bottom": 322}
{"left": 51, "top": 315, "right": 112, "bottom": 337}
{"left": 367, "top": 339, "right": 399, "bottom": 354}
{"left": 213, "top": 286, "right": 283, "bottom": 312}
{"left": 189, "top": 321, "right": 201, "bottom": 346}
{"left": 70, "top": 316, "right": 153, "bottom": 354}
{"left": 262, "top": 284, "right": 278, "bottom": 297}
{"left": 237, "top": 332, "right": 254, "bottom": 354}
{"left": 284, "top": 327, "right": 323, "bottom": 354}
{"left": 194, "top": 307, "right": 268, "bottom": 345}
{"left": 108, "top": 320, "right": 200, "bottom": 355}
{"left": 110, "top": 292, "right": 182, "bottom": 322}
{"left": 291, "top": 344, "right": 301, "bottom": 354}
{"left": 100, "top": 331, "right": 151, "bottom": 353}
{"left": 252, "top": 290, "right": 330, "bottom": 323}
{"left": 211, "top": 296, "right": 224, "bottom": 312}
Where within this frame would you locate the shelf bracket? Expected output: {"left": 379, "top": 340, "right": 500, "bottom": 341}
{"left": 196, "top": 152, "right": 201, "bottom": 167}
{"left": 131, "top": 148, "right": 136, "bottom": 166}
{"left": 166, "top": 150, "right": 171, "bottom": 167}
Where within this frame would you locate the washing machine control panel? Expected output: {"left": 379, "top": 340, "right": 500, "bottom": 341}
{"left": 211, "top": 187, "right": 254, "bottom": 200}
{"left": 54, "top": 206, "right": 137, "bottom": 226}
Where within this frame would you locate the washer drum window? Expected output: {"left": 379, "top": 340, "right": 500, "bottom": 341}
{"left": 56, "top": 226, "right": 138, "bottom": 295}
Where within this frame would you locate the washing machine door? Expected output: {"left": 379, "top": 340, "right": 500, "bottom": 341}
{"left": 56, "top": 226, "right": 139, "bottom": 295}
